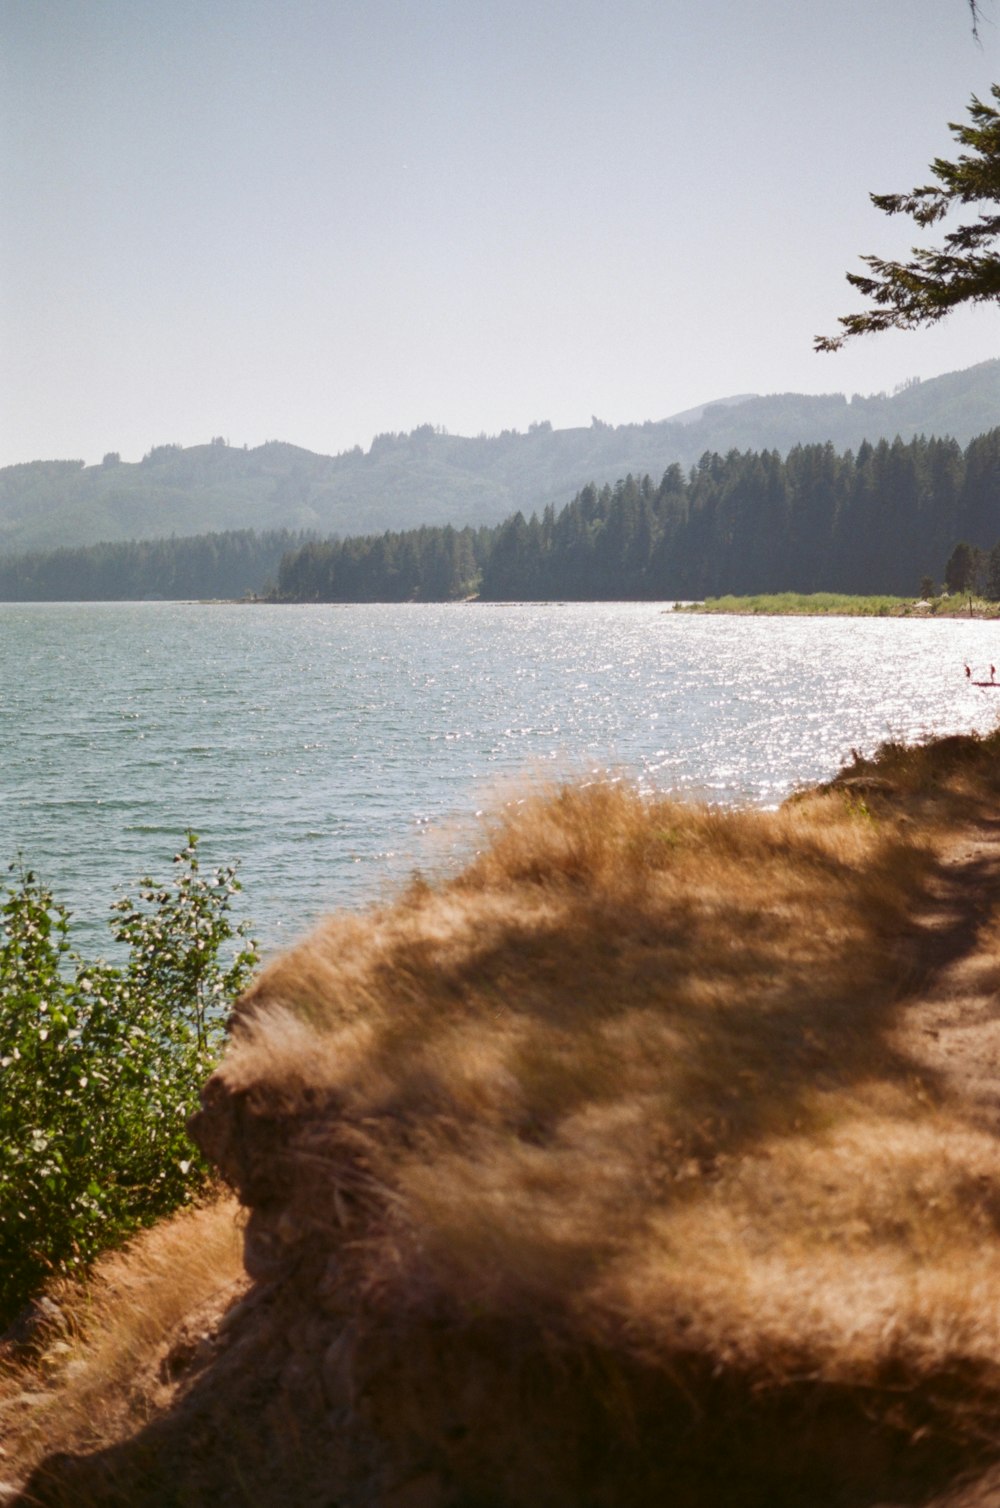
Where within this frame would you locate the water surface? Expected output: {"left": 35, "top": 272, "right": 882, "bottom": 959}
{"left": 3, "top": 601, "right": 997, "bottom": 954}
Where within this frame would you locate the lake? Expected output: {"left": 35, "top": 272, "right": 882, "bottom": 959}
{"left": 3, "top": 600, "right": 998, "bottom": 957}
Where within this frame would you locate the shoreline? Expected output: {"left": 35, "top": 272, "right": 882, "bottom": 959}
{"left": 675, "top": 591, "right": 1000, "bottom": 619}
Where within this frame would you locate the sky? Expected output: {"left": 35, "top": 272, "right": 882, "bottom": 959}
{"left": 3, "top": 0, "right": 1000, "bottom": 470}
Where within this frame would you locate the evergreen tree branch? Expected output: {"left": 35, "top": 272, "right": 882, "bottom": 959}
{"left": 816, "top": 82, "right": 1000, "bottom": 350}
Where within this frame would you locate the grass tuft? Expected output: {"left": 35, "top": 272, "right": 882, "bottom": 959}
{"left": 0, "top": 1197, "right": 245, "bottom": 1479}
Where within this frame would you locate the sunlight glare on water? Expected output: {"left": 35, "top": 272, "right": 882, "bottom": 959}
{"left": 1, "top": 601, "right": 998, "bottom": 955}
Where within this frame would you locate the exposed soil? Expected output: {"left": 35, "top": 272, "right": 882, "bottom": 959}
{"left": 893, "top": 820, "right": 1000, "bottom": 1129}
{"left": 883, "top": 819, "right": 1000, "bottom": 1508}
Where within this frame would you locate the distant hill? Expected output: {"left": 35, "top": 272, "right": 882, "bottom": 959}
{"left": 3, "top": 360, "right": 998, "bottom": 554}
{"left": 660, "top": 393, "right": 757, "bottom": 426}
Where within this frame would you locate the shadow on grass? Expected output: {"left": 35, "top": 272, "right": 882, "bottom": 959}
{"left": 18, "top": 745, "right": 1000, "bottom": 1507}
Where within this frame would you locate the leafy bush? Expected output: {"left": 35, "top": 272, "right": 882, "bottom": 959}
{"left": 0, "top": 836, "right": 257, "bottom": 1324}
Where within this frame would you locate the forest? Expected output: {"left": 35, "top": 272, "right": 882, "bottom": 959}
{"left": 274, "top": 428, "right": 1000, "bottom": 602}
{"left": 2, "top": 361, "right": 997, "bottom": 556}
{"left": 0, "top": 528, "right": 307, "bottom": 601}
{"left": 4, "top": 427, "right": 1000, "bottom": 604}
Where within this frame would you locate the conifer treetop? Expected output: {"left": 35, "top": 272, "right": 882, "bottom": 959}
{"left": 817, "top": 82, "right": 1000, "bottom": 351}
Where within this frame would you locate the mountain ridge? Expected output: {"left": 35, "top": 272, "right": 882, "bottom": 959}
{"left": 4, "top": 359, "right": 998, "bottom": 554}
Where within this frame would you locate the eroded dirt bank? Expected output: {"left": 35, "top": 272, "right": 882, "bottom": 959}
{"left": 11, "top": 735, "right": 1000, "bottom": 1507}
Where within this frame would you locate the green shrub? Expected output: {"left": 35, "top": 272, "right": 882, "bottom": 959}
{"left": 0, "top": 836, "right": 257, "bottom": 1324}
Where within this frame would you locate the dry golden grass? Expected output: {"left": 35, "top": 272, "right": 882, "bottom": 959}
{"left": 209, "top": 752, "right": 1000, "bottom": 1438}
{"left": 0, "top": 1196, "right": 245, "bottom": 1482}
{"left": 15, "top": 730, "right": 1000, "bottom": 1498}
{"left": 826, "top": 724, "right": 1000, "bottom": 827}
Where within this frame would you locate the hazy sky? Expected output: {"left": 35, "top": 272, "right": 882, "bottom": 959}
{"left": 3, "top": 0, "right": 1000, "bottom": 469}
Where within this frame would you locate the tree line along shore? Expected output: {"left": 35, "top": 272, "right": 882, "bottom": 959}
{"left": 3, "top": 426, "right": 1000, "bottom": 605}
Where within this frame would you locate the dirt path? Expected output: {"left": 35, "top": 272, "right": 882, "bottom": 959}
{"left": 893, "top": 819, "right": 1000, "bottom": 1128}
{"left": 890, "top": 821, "right": 1000, "bottom": 1508}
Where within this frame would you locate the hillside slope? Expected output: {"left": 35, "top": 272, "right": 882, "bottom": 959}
{"left": 8, "top": 732, "right": 1000, "bottom": 1504}
{"left": 3, "top": 360, "right": 998, "bottom": 553}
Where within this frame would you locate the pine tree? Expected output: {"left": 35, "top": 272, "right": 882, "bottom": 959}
{"left": 817, "top": 84, "right": 1000, "bottom": 349}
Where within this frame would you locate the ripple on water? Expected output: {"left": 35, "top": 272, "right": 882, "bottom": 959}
{"left": 1, "top": 601, "right": 997, "bottom": 953}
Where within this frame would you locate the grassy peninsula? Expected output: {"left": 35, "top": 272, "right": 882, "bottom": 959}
{"left": 679, "top": 590, "right": 998, "bottom": 616}
{"left": 678, "top": 590, "right": 911, "bottom": 615}
{"left": 8, "top": 733, "right": 1000, "bottom": 1504}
